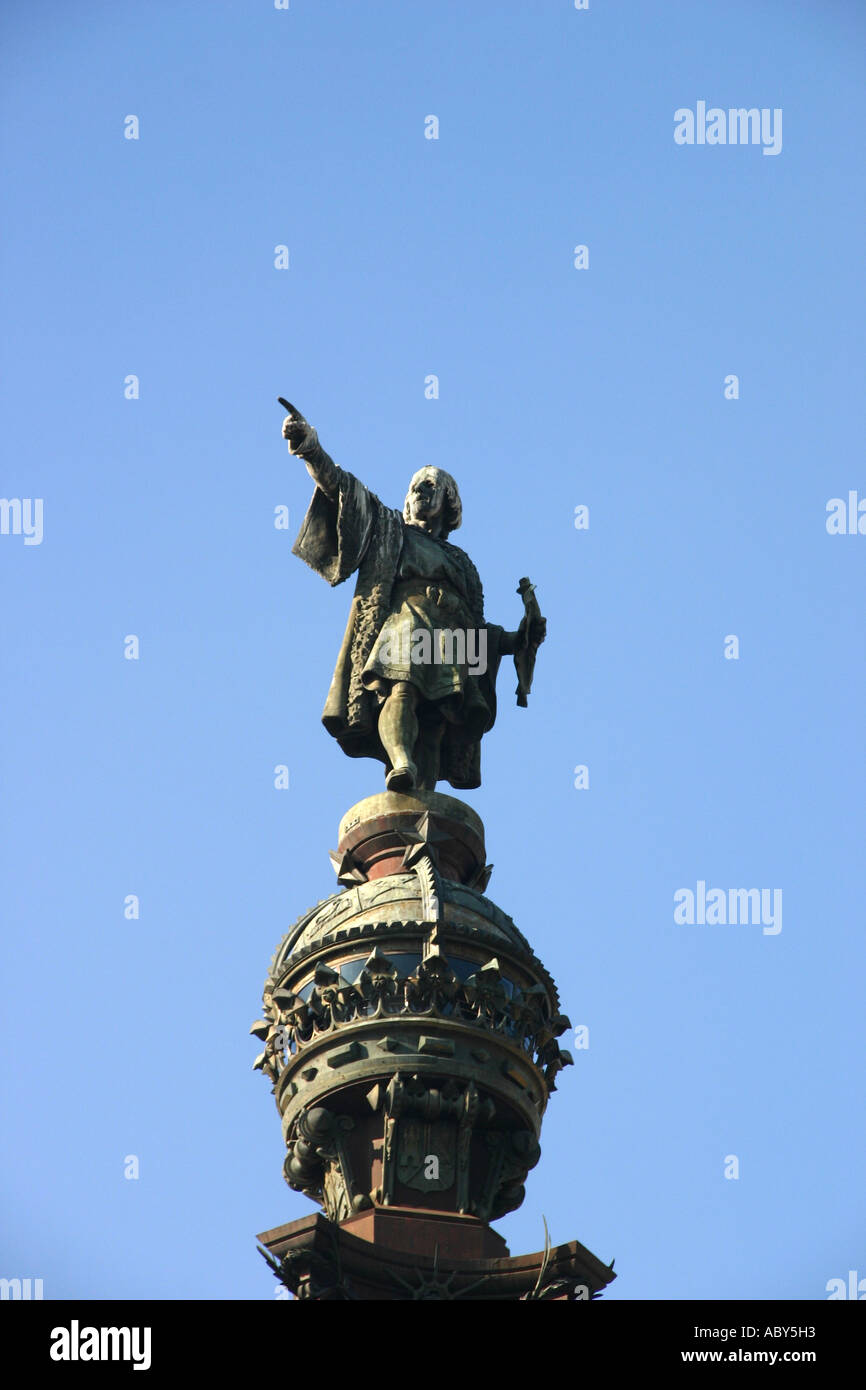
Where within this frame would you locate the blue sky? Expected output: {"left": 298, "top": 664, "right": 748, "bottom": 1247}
{"left": 2, "top": 0, "right": 864, "bottom": 1299}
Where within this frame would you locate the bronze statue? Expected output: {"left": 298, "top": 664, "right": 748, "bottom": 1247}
{"left": 281, "top": 400, "right": 546, "bottom": 792}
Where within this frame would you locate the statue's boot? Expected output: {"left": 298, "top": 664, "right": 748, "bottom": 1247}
{"left": 386, "top": 761, "right": 417, "bottom": 792}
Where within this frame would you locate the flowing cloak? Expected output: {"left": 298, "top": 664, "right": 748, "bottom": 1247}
{"left": 291, "top": 461, "right": 506, "bottom": 789}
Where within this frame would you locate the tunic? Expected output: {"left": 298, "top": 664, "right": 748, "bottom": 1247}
{"left": 361, "top": 527, "right": 493, "bottom": 737}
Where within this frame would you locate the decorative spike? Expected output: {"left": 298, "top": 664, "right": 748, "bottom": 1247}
{"left": 363, "top": 947, "right": 396, "bottom": 972}
{"left": 328, "top": 848, "right": 367, "bottom": 885}
{"left": 398, "top": 810, "right": 452, "bottom": 869}
{"left": 313, "top": 962, "right": 340, "bottom": 986}
{"left": 423, "top": 944, "right": 449, "bottom": 965}
{"left": 473, "top": 863, "right": 494, "bottom": 892}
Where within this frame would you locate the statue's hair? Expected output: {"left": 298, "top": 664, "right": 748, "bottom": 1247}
{"left": 403, "top": 466, "right": 462, "bottom": 537}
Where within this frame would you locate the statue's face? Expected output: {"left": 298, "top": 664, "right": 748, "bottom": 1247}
{"left": 406, "top": 469, "right": 445, "bottom": 525}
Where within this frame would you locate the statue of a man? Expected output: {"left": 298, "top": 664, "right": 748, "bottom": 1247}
{"left": 282, "top": 405, "right": 545, "bottom": 792}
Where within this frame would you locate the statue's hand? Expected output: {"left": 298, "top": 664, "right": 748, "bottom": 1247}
{"left": 280, "top": 401, "right": 317, "bottom": 454}
{"left": 282, "top": 415, "right": 317, "bottom": 453}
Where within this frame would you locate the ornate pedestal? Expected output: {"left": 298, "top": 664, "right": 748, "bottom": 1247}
{"left": 251, "top": 791, "right": 615, "bottom": 1301}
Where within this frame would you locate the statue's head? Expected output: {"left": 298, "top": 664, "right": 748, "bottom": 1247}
{"left": 403, "top": 466, "right": 462, "bottom": 537}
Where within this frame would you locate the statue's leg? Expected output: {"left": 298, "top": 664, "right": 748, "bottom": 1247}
{"left": 414, "top": 709, "right": 445, "bottom": 791}
{"left": 379, "top": 681, "right": 419, "bottom": 791}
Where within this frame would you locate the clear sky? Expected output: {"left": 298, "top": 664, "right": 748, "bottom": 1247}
{"left": 2, "top": 0, "right": 864, "bottom": 1300}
